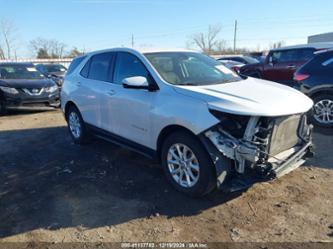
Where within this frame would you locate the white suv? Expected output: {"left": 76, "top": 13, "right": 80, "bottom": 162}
{"left": 61, "top": 48, "right": 314, "bottom": 197}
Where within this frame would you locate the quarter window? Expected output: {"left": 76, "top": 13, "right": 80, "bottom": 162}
{"left": 114, "top": 52, "right": 149, "bottom": 85}
{"left": 80, "top": 59, "right": 90, "bottom": 78}
{"left": 67, "top": 56, "right": 86, "bottom": 75}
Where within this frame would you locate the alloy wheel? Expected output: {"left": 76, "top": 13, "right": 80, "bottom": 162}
{"left": 313, "top": 99, "right": 333, "bottom": 125}
{"left": 68, "top": 111, "right": 81, "bottom": 139}
{"left": 167, "top": 143, "right": 200, "bottom": 188}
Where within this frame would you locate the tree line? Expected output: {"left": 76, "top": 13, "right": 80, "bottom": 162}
{"left": 0, "top": 19, "right": 85, "bottom": 60}
{"left": 0, "top": 19, "right": 286, "bottom": 60}
{"left": 187, "top": 24, "right": 285, "bottom": 55}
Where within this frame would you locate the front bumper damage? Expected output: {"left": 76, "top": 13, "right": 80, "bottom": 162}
{"left": 200, "top": 114, "right": 313, "bottom": 192}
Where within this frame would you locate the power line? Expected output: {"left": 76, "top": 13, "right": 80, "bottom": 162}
{"left": 131, "top": 34, "right": 134, "bottom": 48}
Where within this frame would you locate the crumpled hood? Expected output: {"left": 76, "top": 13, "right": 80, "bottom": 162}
{"left": 173, "top": 77, "right": 313, "bottom": 117}
{"left": 0, "top": 78, "right": 55, "bottom": 88}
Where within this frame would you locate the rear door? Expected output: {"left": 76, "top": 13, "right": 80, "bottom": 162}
{"left": 76, "top": 52, "right": 115, "bottom": 129}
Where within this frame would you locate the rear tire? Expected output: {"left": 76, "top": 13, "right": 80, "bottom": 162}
{"left": 66, "top": 106, "right": 90, "bottom": 144}
{"left": 309, "top": 93, "right": 333, "bottom": 128}
{"left": 161, "top": 131, "right": 217, "bottom": 197}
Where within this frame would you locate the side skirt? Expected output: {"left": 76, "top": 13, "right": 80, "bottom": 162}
{"left": 86, "top": 123, "right": 157, "bottom": 160}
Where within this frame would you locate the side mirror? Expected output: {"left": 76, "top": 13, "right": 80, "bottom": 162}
{"left": 122, "top": 76, "right": 149, "bottom": 90}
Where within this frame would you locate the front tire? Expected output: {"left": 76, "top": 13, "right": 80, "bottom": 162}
{"left": 66, "top": 106, "right": 90, "bottom": 144}
{"left": 161, "top": 131, "right": 216, "bottom": 197}
{"left": 310, "top": 93, "right": 333, "bottom": 128}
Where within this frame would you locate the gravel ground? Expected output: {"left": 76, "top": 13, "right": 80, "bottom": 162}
{"left": 0, "top": 109, "right": 332, "bottom": 243}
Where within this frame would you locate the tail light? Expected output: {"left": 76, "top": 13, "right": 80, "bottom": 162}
{"left": 232, "top": 66, "right": 241, "bottom": 74}
{"left": 293, "top": 73, "right": 310, "bottom": 82}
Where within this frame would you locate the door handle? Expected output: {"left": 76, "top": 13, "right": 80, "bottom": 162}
{"left": 287, "top": 65, "right": 296, "bottom": 69}
{"left": 76, "top": 82, "right": 81, "bottom": 87}
{"left": 107, "top": 89, "right": 116, "bottom": 96}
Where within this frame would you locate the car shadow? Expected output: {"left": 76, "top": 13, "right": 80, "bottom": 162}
{"left": 305, "top": 126, "right": 333, "bottom": 170}
{"left": 4, "top": 107, "right": 58, "bottom": 117}
{"left": 0, "top": 126, "right": 242, "bottom": 238}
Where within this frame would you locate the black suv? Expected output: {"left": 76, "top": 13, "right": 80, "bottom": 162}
{"left": 294, "top": 49, "right": 333, "bottom": 127}
{"left": 36, "top": 63, "right": 67, "bottom": 87}
{"left": 0, "top": 63, "right": 60, "bottom": 115}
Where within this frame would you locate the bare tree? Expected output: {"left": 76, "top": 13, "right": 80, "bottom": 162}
{"left": 0, "top": 47, "right": 4, "bottom": 59}
{"left": 66, "top": 47, "right": 85, "bottom": 58}
{"left": 30, "top": 37, "right": 67, "bottom": 58}
{"left": 269, "top": 41, "right": 286, "bottom": 49}
{"left": 190, "top": 25, "right": 222, "bottom": 54}
{"left": 214, "top": 40, "right": 227, "bottom": 54}
{"left": 0, "top": 19, "right": 18, "bottom": 59}
{"left": 49, "top": 40, "right": 66, "bottom": 58}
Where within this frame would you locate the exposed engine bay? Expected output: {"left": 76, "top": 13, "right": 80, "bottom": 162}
{"left": 202, "top": 111, "right": 313, "bottom": 190}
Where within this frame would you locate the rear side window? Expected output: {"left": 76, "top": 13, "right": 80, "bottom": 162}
{"left": 302, "top": 51, "right": 333, "bottom": 71}
{"left": 270, "top": 49, "right": 315, "bottom": 63}
{"left": 297, "top": 48, "right": 315, "bottom": 61}
{"left": 114, "top": 52, "right": 149, "bottom": 85}
{"left": 277, "top": 50, "right": 299, "bottom": 62}
{"left": 322, "top": 57, "right": 333, "bottom": 68}
{"left": 87, "top": 53, "right": 114, "bottom": 82}
{"left": 67, "top": 56, "right": 86, "bottom": 75}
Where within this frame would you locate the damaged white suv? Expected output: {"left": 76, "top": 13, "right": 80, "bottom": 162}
{"left": 61, "top": 48, "right": 314, "bottom": 197}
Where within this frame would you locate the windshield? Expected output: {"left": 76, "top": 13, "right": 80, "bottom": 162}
{"left": 0, "top": 65, "right": 45, "bottom": 80}
{"left": 144, "top": 52, "right": 242, "bottom": 86}
{"left": 43, "top": 64, "right": 67, "bottom": 73}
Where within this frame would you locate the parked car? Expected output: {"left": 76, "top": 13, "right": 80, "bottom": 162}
{"left": 0, "top": 63, "right": 59, "bottom": 115}
{"left": 61, "top": 48, "right": 313, "bottom": 197}
{"left": 218, "top": 55, "right": 259, "bottom": 65}
{"left": 294, "top": 49, "right": 333, "bottom": 127}
{"left": 218, "top": 59, "right": 245, "bottom": 74}
{"left": 240, "top": 43, "right": 333, "bottom": 87}
{"left": 36, "top": 63, "right": 67, "bottom": 87}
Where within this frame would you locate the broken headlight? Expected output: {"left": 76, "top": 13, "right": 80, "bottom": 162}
{"left": 209, "top": 109, "right": 250, "bottom": 138}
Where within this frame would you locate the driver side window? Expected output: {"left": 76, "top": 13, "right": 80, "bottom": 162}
{"left": 269, "top": 52, "right": 281, "bottom": 64}
{"left": 114, "top": 52, "right": 149, "bottom": 85}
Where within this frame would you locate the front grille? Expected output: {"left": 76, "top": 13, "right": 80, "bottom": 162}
{"left": 268, "top": 115, "right": 301, "bottom": 156}
{"left": 22, "top": 88, "right": 44, "bottom": 96}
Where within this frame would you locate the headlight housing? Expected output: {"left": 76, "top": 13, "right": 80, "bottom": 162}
{"left": 0, "top": 86, "right": 19, "bottom": 94}
{"left": 209, "top": 109, "right": 250, "bottom": 138}
{"left": 45, "top": 85, "right": 58, "bottom": 93}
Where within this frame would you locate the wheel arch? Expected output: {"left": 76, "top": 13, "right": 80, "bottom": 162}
{"left": 64, "top": 101, "right": 79, "bottom": 121}
{"left": 308, "top": 87, "right": 333, "bottom": 99}
{"left": 156, "top": 125, "right": 198, "bottom": 162}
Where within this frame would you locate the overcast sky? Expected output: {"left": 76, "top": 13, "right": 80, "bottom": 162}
{"left": 1, "top": 0, "right": 333, "bottom": 58}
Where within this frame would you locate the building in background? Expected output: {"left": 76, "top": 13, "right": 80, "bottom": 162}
{"left": 308, "top": 32, "right": 333, "bottom": 43}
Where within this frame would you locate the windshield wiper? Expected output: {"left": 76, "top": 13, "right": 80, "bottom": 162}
{"left": 177, "top": 82, "right": 197, "bottom": 86}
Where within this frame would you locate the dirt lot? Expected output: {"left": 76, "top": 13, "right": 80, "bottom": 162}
{"left": 0, "top": 109, "right": 332, "bottom": 243}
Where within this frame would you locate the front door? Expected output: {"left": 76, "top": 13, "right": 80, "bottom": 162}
{"left": 104, "top": 52, "right": 156, "bottom": 148}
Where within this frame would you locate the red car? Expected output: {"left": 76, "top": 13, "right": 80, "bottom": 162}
{"left": 239, "top": 43, "right": 333, "bottom": 87}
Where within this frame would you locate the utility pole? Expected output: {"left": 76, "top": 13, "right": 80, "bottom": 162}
{"left": 131, "top": 34, "right": 134, "bottom": 48}
{"left": 233, "top": 20, "right": 238, "bottom": 53}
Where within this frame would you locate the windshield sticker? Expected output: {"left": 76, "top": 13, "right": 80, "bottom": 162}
{"left": 215, "top": 65, "right": 236, "bottom": 75}
{"left": 27, "top": 67, "right": 37, "bottom": 72}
